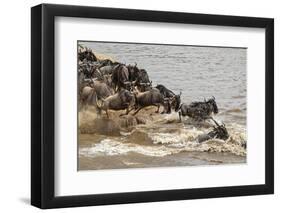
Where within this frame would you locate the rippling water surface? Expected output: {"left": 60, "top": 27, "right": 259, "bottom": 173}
{"left": 78, "top": 41, "right": 247, "bottom": 170}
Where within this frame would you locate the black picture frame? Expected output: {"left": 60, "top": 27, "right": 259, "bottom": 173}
{"left": 31, "top": 3, "right": 274, "bottom": 209}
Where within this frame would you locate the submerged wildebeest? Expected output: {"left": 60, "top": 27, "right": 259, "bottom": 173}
{"left": 96, "top": 89, "right": 135, "bottom": 118}
{"left": 132, "top": 88, "right": 170, "bottom": 115}
{"left": 176, "top": 96, "right": 218, "bottom": 121}
{"left": 197, "top": 118, "right": 229, "bottom": 143}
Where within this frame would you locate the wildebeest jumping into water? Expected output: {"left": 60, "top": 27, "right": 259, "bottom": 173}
{"left": 96, "top": 89, "right": 135, "bottom": 118}
{"left": 155, "top": 84, "right": 175, "bottom": 99}
{"left": 132, "top": 88, "right": 170, "bottom": 115}
{"left": 176, "top": 96, "right": 218, "bottom": 121}
{"left": 80, "top": 79, "right": 113, "bottom": 109}
{"left": 156, "top": 84, "right": 182, "bottom": 114}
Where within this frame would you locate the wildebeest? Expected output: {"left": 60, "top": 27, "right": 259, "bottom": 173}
{"left": 132, "top": 88, "right": 170, "bottom": 115}
{"left": 127, "top": 63, "right": 139, "bottom": 81}
{"left": 111, "top": 64, "right": 131, "bottom": 91}
{"left": 78, "top": 48, "right": 97, "bottom": 62}
{"left": 197, "top": 118, "right": 229, "bottom": 143}
{"left": 170, "top": 93, "right": 182, "bottom": 112}
{"left": 80, "top": 79, "right": 113, "bottom": 108}
{"left": 98, "top": 59, "right": 116, "bottom": 68}
{"left": 99, "top": 63, "right": 120, "bottom": 76}
{"left": 155, "top": 84, "right": 175, "bottom": 98}
{"left": 126, "top": 64, "right": 151, "bottom": 91}
{"left": 96, "top": 89, "right": 135, "bottom": 118}
{"left": 177, "top": 96, "right": 218, "bottom": 121}
{"left": 134, "top": 69, "right": 151, "bottom": 92}
{"left": 102, "top": 74, "right": 114, "bottom": 92}
{"left": 155, "top": 84, "right": 182, "bottom": 113}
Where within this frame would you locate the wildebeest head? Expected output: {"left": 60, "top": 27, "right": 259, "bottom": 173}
{"left": 127, "top": 63, "right": 140, "bottom": 81}
{"left": 119, "top": 89, "right": 135, "bottom": 106}
{"left": 130, "top": 69, "right": 150, "bottom": 92}
{"left": 207, "top": 96, "right": 218, "bottom": 114}
{"left": 138, "top": 69, "right": 150, "bottom": 83}
{"left": 212, "top": 119, "right": 229, "bottom": 140}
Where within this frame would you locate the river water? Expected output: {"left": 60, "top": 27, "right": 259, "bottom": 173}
{"left": 78, "top": 41, "right": 247, "bottom": 170}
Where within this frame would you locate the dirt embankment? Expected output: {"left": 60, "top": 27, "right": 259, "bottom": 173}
{"left": 79, "top": 106, "right": 158, "bottom": 136}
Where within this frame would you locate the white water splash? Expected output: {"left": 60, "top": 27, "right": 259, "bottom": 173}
{"left": 79, "top": 139, "right": 179, "bottom": 157}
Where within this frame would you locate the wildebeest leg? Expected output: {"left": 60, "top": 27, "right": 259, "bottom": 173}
{"left": 127, "top": 107, "right": 135, "bottom": 114}
{"left": 161, "top": 101, "right": 171, "bottom": 114}
{"left": 179, "top": 111, "right": 182, "bottom": 122}
{"left": 120, "top": 107, "right": 133, "bottom": 116}
{"left": 167, "top": 101, "right": 171, "bottom": 114}
{"left": 155, "top": 104, "right": 160, "bottom": 113}
{"left": 133, "top": 107, "right": 144, "bottom": 116}
{"left": 106, "top": 110, "right": 109, "bottom": 118}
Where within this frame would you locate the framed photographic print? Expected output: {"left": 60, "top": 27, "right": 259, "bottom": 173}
{"left": 31, "top": 3, "right": 274, "bottom": 209}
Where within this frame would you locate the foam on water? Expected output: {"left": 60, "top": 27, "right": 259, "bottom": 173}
{"left": 79, "top": 121, "right": 246, "bottom": 158}
{"left": 79, "top": 139, "right": 178, "bottom": 157}
{"left": 79, "top": 108, "right": 247, "bottom": 159}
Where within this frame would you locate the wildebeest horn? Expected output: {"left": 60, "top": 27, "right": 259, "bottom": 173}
{"left": 134, "top": 62, "right": 137, "bottom": 67}
{"left": 210, "top": 117, "right": 220, "bottom": 127}
{"left": 212, "top": 96, "right": 215, "bottom": 100}
{"left": 179, "top": 91, "right": 182, "bottom": 96}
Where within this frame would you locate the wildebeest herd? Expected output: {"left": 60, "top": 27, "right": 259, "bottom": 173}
{"left": 78, "top": 46, "right": 229, "bottom": 143}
